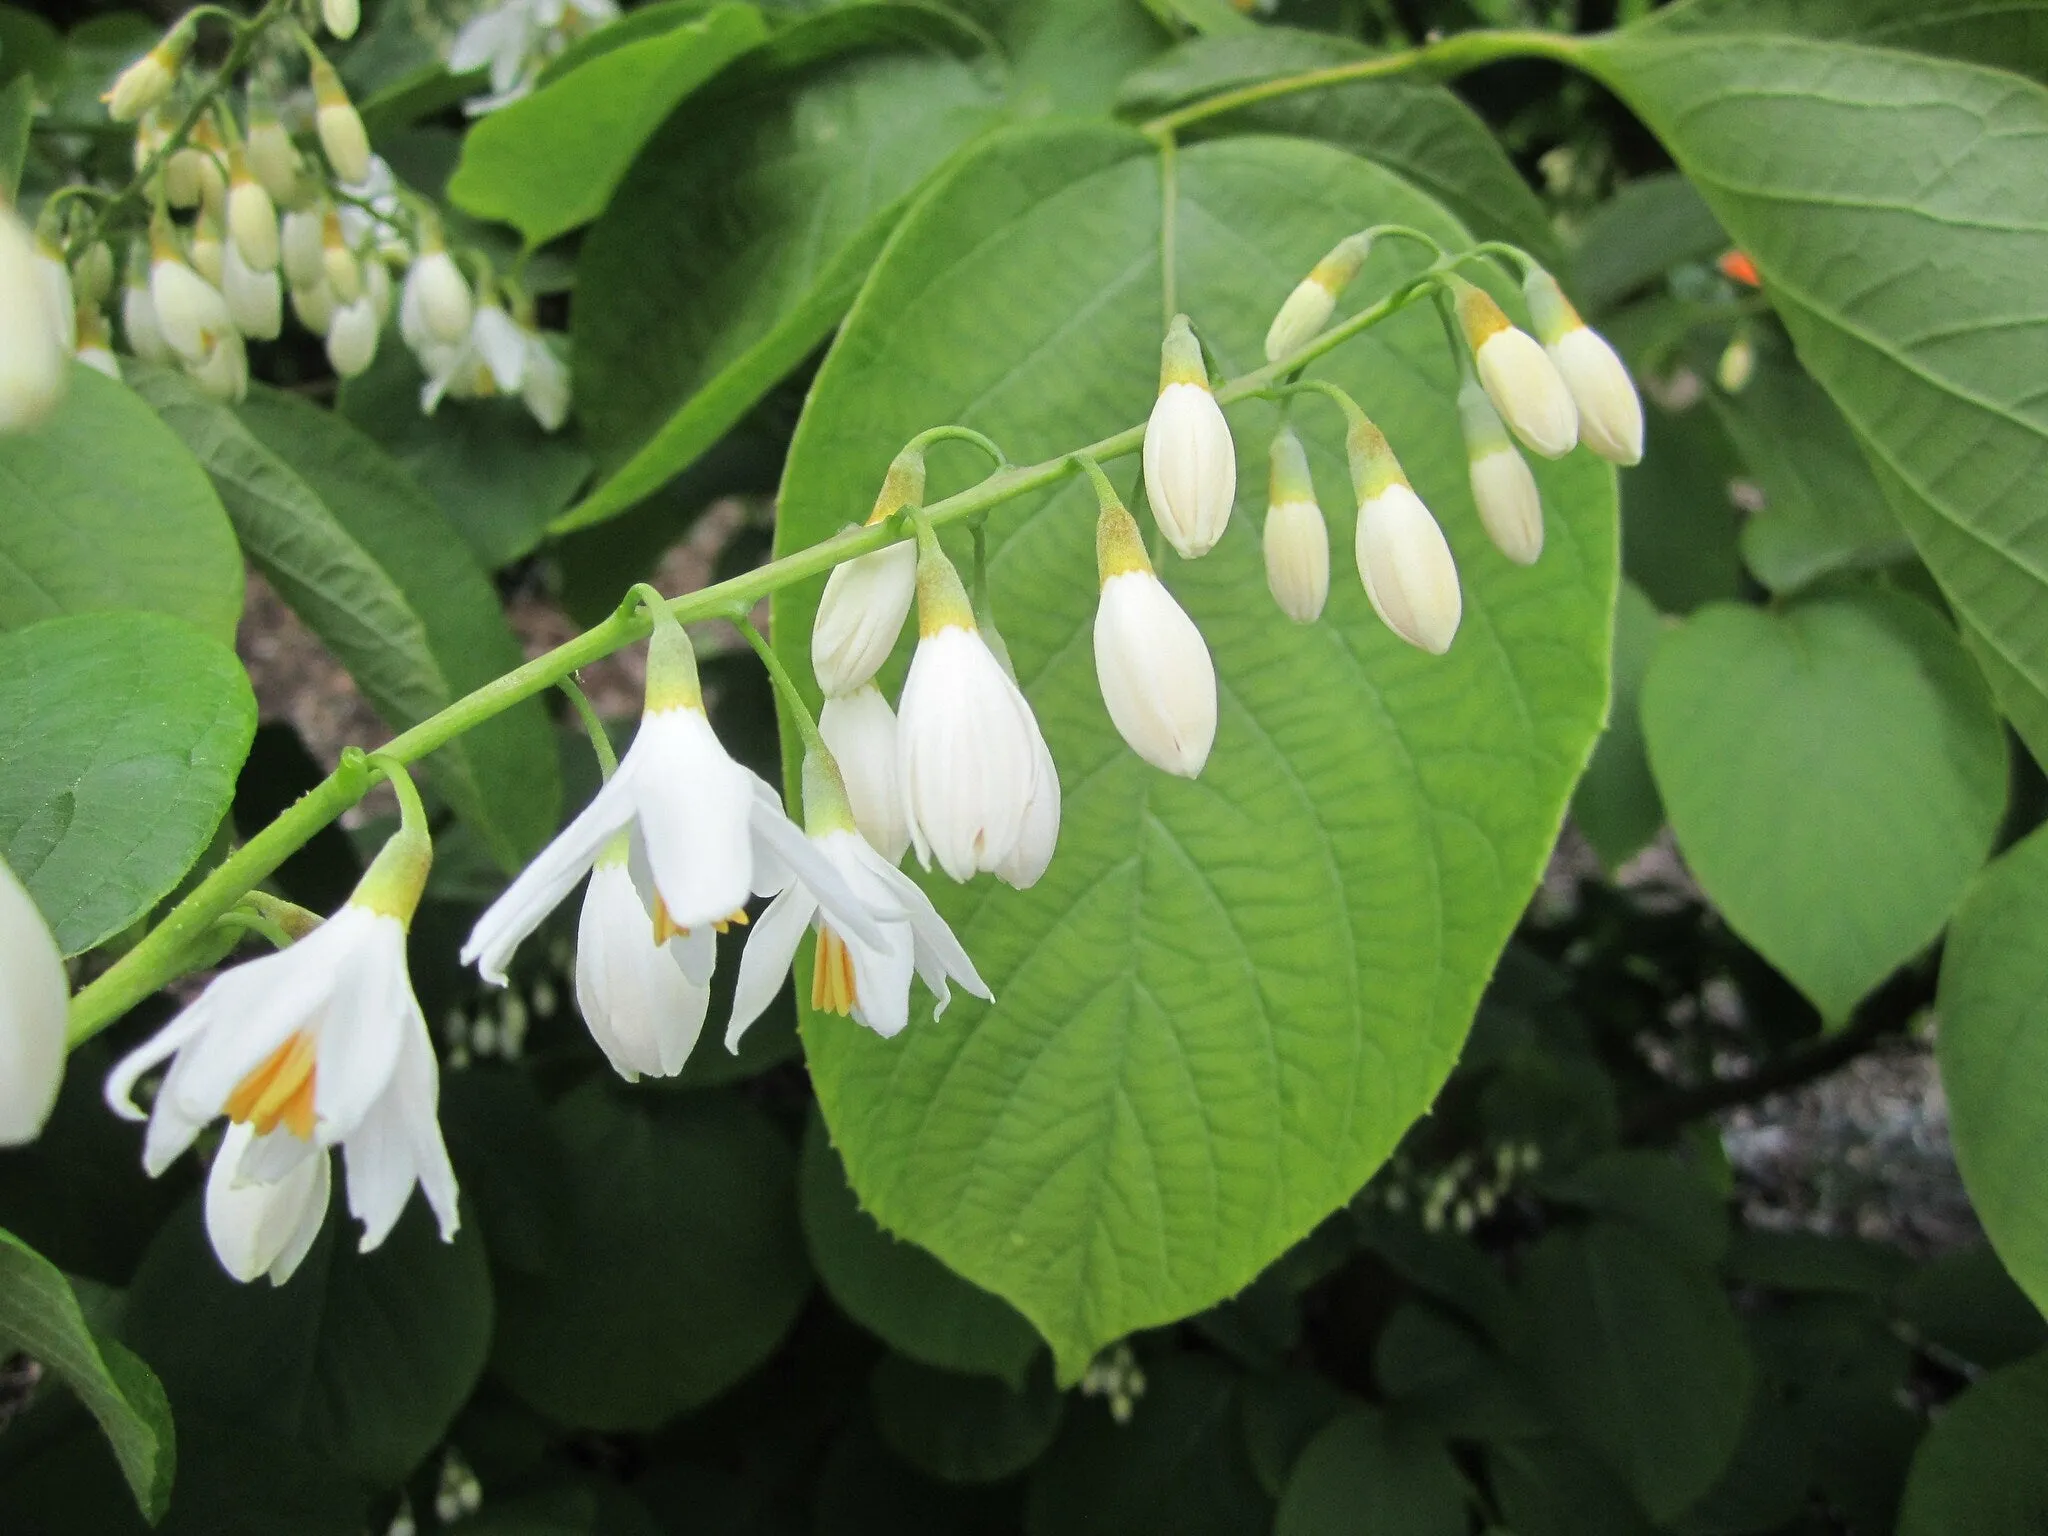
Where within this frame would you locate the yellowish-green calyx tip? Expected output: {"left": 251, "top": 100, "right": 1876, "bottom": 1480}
{"left": 914, "top": 531, "right": 976, "bottom": 637}
{"left": 350, "top": 823, "right": 433, "bottom": 926}
{"left": 1520, "top": 267, "right": 1580, "bottom": 346}
{"left": 802, "top": 751, "right": 858, "bottom": 836}
{"left": 1457, "top": 380, "right": 1514, "bottom": 460}
{"left": 868, "top": 448, "right": 927, "bottom": 527}
{"left": 1450, "top": 276, "right": 1511, "bottom": 351}
{"left": 1159, "top": 313, "right": 1208, "bottom": 392}
{"left": 1096, "top": 496, "right": 1153, "bottom": 586}
{"left": 1346, "top": 416, "right": 1407, "bottom": 502}
{"left": 1267, "top": 426, "right": 1317, "bottom": 509}
{"left": 1308, "top": 232, "right": 1372, "bottom": 298}
{"left": 594, "top": 830, "right": 630, "bottom": 870}
{"left": 643, "top": 605, "right": 705, "bottom": 715}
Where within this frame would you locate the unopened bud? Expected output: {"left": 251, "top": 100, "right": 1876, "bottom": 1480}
{"left": 321, "top": 209, "right": 361, "bottom": 303}
{"left": 1716, "top": 331, "right": 1755, "bottom": 395}
{"left": 312, "top": 58, "right": 371, "bottom": 185}
{"left": 1459, "top": 381, "right": 1542, "bottom": 566}
{"left": 405, "top": 242, "right": 472, "bottom": 346}
{"left": 73, "top": 241, "right": 114, "bottom": 307}
{"left": 227, "top": 150, "right": 280, "bottom": 272}
{"left": 31, "top": 233, "right": 76, "bottom": 354}
{"left": 1262, "top": 427, "right": 1328, "bottom": 623}
{"left": 326, "top": 294, "right": 380, "bottom": 377}
{"left": 1350, "top": 426, "right": 1460, "bottom": 655}
{"left": 189, "top": 118, "right": 229, "bottom": 215}
{"left": 290, "top": 277, "right": 336, "bottom": 335}
{"left": 819, "top": 683, "right": 909, "bottom": 863}
{"left": 122, "top": 243, "right": 173, "bottom": 363}
{"left": 1452, "top": 275, "right": 1578, "bottom": 460}
{"left": 245, "top": 96, "right": 301, "bottom": 206}
{"left": 812, "top": 447, "right": 925, "bottom": 695}
{"left": 280, "top": 207, "right": 326, "bottom": 292}
{"left": 103, "top": 29, "right": 185, "bottom": 122}
{"left": 1522, "top": 268, "right": 1641, "bottom": 465}
{"left": 188, "top": 330, "right": 248, "bottom": 402}
{"left": 1142, "top": 313, "right": 1236, "bottom": 558}
{"left": 223, "top": 241, "right": 282, "bottom": 340}
{"left": 0, "top": 201, "right": 68, "bottom": 431}
{"left": 189, "top": 209, "right": 226, "bottom": 288}
{"left": 1093, "top": 479, "right": 1216, "bottom": 778}
{"left": 1264, "top": 232, "right": 1369, "bottom": 363}
{"left": 150, "top": 219, "right": 233, "bottom": 365}
{"left": 323, "top": 0, "right": 361, "bottom": 40}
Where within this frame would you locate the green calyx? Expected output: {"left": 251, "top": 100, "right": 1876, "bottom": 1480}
{"left": 348, "top": 756, "right": 433, "bottom": 927}
{"left": 1520, "top": 266, "right": 1579, "bottom": 346}
{"left": 869, "top": 447, "right": 927, "bottom": 527}
{"left": 1307, "top": 232, "right": 1373, "bottom": 299}
{"left": 913, "top": 519, "right": 977, "bottom": 636}
{"left": 635, "top": 585, "right": 705, "bottom": 715}
{"left": 1267, "top": 425, "right": 1318, "bottom": 509}
{"left": 802, "top": 750, "right": 858, "bottom": 837}
{"left": 1078, "top": 456, "right": 1152, "bottom": 584}
{"left": 1345, "top": 413, "right": 1407, "bottom": 503}
{"left": 1159, "top": 312, "right": 1209, "bottom": 391}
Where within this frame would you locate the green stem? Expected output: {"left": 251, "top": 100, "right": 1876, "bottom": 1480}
{"left": 62, "top": 257, "right": 1442, "bottom": 1046}
{"left": 210, "top": 909, "right": 295, "bottom": 951}
{"left": 906, "top": 424, "right": 1009, "bottom": 470}
{"left": 732, "top": 613, "right": 827, "bottom": 761}
{"left": 559, "top": 678, "right": 617, "bottom": 780}
{"left": 1139, "top": 27, "right": 1582, "bottom": 137}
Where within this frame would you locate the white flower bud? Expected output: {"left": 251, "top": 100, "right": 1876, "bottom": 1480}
{"left": 150, "top": 228, "right": 233, "bottom": 364}
{"left": 820, "top": 684, "right": 909, "bottom": 864}
{"left": 290, "top": 277, "right": 336, "bottom": 335}
{"left": 1095, "top": 569, "right": 1216, "bottom": 778}
{"left": 72, "top": 241, "right": 114, "bottom": 307}
{"left": 189, "top": 212, "right": 225, "bottom": 288}
{"left": 404, "top": 247, "right": 472, "bottom": 346}
{"left": 364, "top": 255, "right": 392, "bottom": 327}
{"left": 323, "top": 0, "right": 361, "bottom": 40}
{"left": 1453, "top": 277, "right": 1577, "bottom": 460}
{"left": 103, "top": 35, "right": 183, "bottom": 123}
{"left": 1262, "top": 426, "right": 1328, "bottom": 623}
{"left": 227, "top": 157, "right": 280, "bottom": 272}
{"left": 187, "top": 329, "right": 248, "bottom": 401}
{"left": 1524, "top": 268, "right": 1641, "bottom": 465}
{"left": 223, "top": 240, "right": 282, "bottom": 340}
{"left": 813, "top": 448, "right": 927, "bottom": 695}
{"left": 1356, "top": 482, "right": 1461, "bottom": 655}
{"left": 280, "top": 208, "right": 326, "bottom": 292}
{"left": 245, "top": 110, "right": 301, "bottom": 206}
{"left": 1264, "top": 232, "right": 1369, "bottom": 364}
{"left": 76, "top": 308, "right": 121, "bottom": 381}
{"left": 312, "top": 60, "right": 371, "bottom": 185}
{"left": 0, "top": 856, "right": 66, "bottom": 1145}
{"left": 1, "top": 208, "right": 67, "bottom": 432}
{"left": 521, "top": 327, "right": 569, "bottom": 431}
{"left": 1459, "top": 381, "right": 1542, "bottom": 566}
{"left": 320, "top": 211, "right": 360, "bottom": 303}
{"left": 1142, "top": 313, "right": 1236, "bottom": 558}
{"left": 122, "top": 245, "right": 172, "bottom": 363}
{"left": 326, "top": 295, "right": 380, "bottom": 378}
{"left": 187, "top": 119, "right": 228, "bottom": 215}
{"left": 163, "top": 149, "right": 203, "bottom": 210}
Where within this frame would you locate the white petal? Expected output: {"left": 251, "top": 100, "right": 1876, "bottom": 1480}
{"left": 0, "top": 860, "right": 66, "bottom": 1145}
{"left": 206, "top": 1124, "right": 331, "bottom": 1284}
{"left": 398, "top": 1019, "right": 460, "bottom": 1243}
{"left": 811, "top": 541, "right": 916, "bottom": 697}
{"left": 820, "top": 685, "right": 909, "bottom": 864}
{"left": 896, "top": 627, "right": 1038, "bottom": 882}
{"left": 631, "top": 710, "right": 758, "bottom": 929}
{"left": 724, "top": 885, "right": 814, "bottom": 1052}
{"left": 577, "top": 860, "right": 708, "bottom": 1080}
{"left": 1093, "top": 570, "right": 1217, "bottom": 778}
{"left": 1142, "top": 382, "right": 1237, "bottom": 558}
{"left": 871, "top": 857, "right": 991, "bottom": 1018}
{"left": 310, "top": 912, "right": 410, "bottom": 1140}
{"left": 751, "top": 807, "right": 886, "bottom": 950}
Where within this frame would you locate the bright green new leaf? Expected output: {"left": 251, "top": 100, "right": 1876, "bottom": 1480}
{"left": 1571, "top": 580, "right": 1664, "bottom": 871}
{"left": 1642, "top": 589, "right": 2006, "bottom": 1021}
{"left": 1274, "top": 1407, "right": 1468, "bottom": 1536}
{"left": 1517, "top": 1220, "right": 1753, "bottom": 1523}
{"left": 0, "top": 1227, "right": 175, "bottom": 1520}
{"left": 1580, "top": 30, "right": 2048, "bottom": 770}
{"left": 1896, "top": 1352, "right": 2048, "bottom": 1535}
{"left": 491, "top": 1083, "right": 811, "bottom": 1431}
{"left": 0, "top": 612, "right": 253, "bottom": 955}
{"left": 447, "top": 2, "right": 768, "bottom": 247}
{"left": 564, "top": 33, "right": 1004, "bottom": 528}
{"left": 799, "top": 1112, "right": 1042, "bottom": 1386}
{"left": 1937, "top": 822, "right": 2048, "bottom": 1326}
{"left": 776, "top": 122, "right": 1614, "bottom": 1378}
{"left": 123, "top": 1196, "right": 491, "bottom": 1488}
{"left": 870, "top": 1355, "right": 1063, "bottom": 1484}
{"left": 0, "top": 364, "right": 241, "bottom": 644}
{"left": 133, "top": 370, "right": 562, "bottom": 871}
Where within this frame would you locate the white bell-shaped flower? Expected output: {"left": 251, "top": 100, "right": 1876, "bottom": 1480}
{"left": 463, "top": 601, "right": 884, "bottom": 985}
{"left": 1262, "top": 426, "right": 1329, "bottom": 623}
{"left": 1523, "top": 268, "right": 1643, "bottom": 466}
{"left": 520, "top": 324, "right": 569, "bottom": 430}
{"left": 1090, "top": 475, "right": 1216, "bottom": 778}
{"left": 1452, "top": 276, "right": 1577, "bottom": 460}
{"left": 1356, "top": 482, "right": 1461, "bottom": 656}
{"left": 812, "top": 445, "right": 930, "bottom": 697}
{"left": 729, "top": 756, "right": 989, "bottom": 1045}
{"left": 895, "top": 531, "right": 1056, "bottom": 883}
{"left": 222, "top": 239, "right": 282, "bottom": 340}
{"left": 1264, "top": 231, "right": 1370, "bottom": 364}
{"left": 1142, "top": 312, "right": 1236, "bottom": 558}
{"left": 103, "top": 34, "right": 182, "bottom": 122}
{"left": 574, "top": 835, "right": 713, "bottom": 1081}
{"left": 403, "top": 243, "right": 472, "bottom": 347}
{"left": 149, "top": 223, "right": 233, "bottom": 364}
{"left": 312, "top": 58, "right": 371, "bottom": 185}
{"left": 326, "top": 294, "right": 380, "bottom": 378}
{"left": 280, "top": 207, "right": 326, "bottom": 292}
{"left": 994, "top": 729, "right": 1060, "bottom": 890}
{"left": 122, "top": 246, "right": 173, "bottom": 364}
{"left": 819, "top": 683, "right": 908, "bottom": 864}
{"left": 0, "top": 202, "right": 68, "bottom": 432}
{"left": 290, "top": 277, "right": 337, "bottom": 336}
{"left": 0, "top": 857, "right": 66, "bottom": 1147}
{"left": 245, "top": 103, "right": 301, "bottom": 206}
{"left": 205, "top": 1123, "right": 330, "bottom": 1284}
{"left": 187, "top": 328, "right": 249, "bottom": 402}
{"left": 106, "top": 804, "right": 460, "bottom": 1256}
{"left": 1459, "top": 381, "right": 1543, "bottom": 566}
{"left": 226, "top": 154, "right": 279, "bottom": 273}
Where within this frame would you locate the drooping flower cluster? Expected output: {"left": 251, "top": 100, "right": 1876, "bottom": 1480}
{"left": 446, "top": 0, "right": 621, "bottom": 115}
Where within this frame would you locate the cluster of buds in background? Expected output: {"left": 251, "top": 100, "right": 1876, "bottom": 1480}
{"left": 0, "top": 0, "right": 570, "bottom": 432}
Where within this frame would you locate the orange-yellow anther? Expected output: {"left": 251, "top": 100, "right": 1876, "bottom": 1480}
{"left": 224, "top": 1031, "right": 318, "bottom": 1140}
{"left": 810, "top": 927, "right": 858, "bottom": 1016}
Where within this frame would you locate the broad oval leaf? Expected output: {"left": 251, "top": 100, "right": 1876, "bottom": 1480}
{"left": 1641, "top": 588, "right": 2006, "bottom": 1021}
{"left": 1274, "top": 1407, "right": 1468, "bottom": 1536}
{"left": 446, "top": 1, "right": 770, "bottom": 248}
{"left": 1630, "top": 0, "right": 2048, "bottom": 82}
{"left": 1569, "top": 579, "right": 1664, "bottom": 871}
{"left": 774, "top": 122, "right": 1615, "bottom": 1377}
{"left": 870, "top": 1355, "right": 1063, "bottom": 1484}
{"left": 123, "top": 1193, "right": 492, "bottom": 1488}
{"left": 0, "top": 612, "right": 254, "bottom": 955}
{"left": 1937, "top": 822, "right": 2048, "bottom": 1324}
{"left": 0, "top": 362, "right": 240, "bottom": 643}
{"left": 1579, "top": 29, "right": 2048, "bottom": 770}
{"left": 1896, "top": 1351, "right": 2048, "bottom": 1535}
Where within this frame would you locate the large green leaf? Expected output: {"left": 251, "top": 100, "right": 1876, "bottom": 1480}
{"left": 1937, "top": 822, "right": 2048, "bottom": 1325}
{"left": 1896, "top": 1351, "right": 2048, "bottom": 1535}
{"left": 1570, "top": 172, "right": 1726, "bottom": 318}
{"left": 0, "top": 1227, "right": 175, "bottom": 1520}
{"left": 968, "top": 0, "right": 1166, "bottom": 115}
{"left": 1641, "top": 589, "right": 2006, "bottom": 1022}
{"left": 1517, "top": 1221, "right": 1753, "bottom": 1524}
{"left": 1631, "top": 0, "right": 2048, "bottom": 81}
{"left": 869, "top": 1355, "right": 1062, "bottom": 1484}
{"left": 0, "top": 363, "right": 241, "bottom": 644}
{"left": 564, "top": 26, "right": 1005, "bottom": 529}
{"left": 491, "top": 1083, "right": 811, "bottom": 1430}
{"left": 1570, "top": 580, "right": 1664, "bottom": 871}
{"left": 446, "top": 2, "right": 770, "bottom": 248}
{"left": 1273, "top": 1408, "right": 1468, "bottom": 1536}
{"left": 775, "top": 122, "right": 1615, "bottom": 1377}
{"left": 1578, "top": 29, "right": 2048, "bottom": 770}
{"left": 0, "top": 612, "right": 254, "bottom": 955}
{"left": 133, "top": 370, "right": 562, "bottom": 870}
{"left": 123, "top": 1194, "right": 491, "bottom": 1488}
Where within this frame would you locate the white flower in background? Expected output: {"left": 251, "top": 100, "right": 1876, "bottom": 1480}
{"left": 0, "top": 857, "right": 66, "bottom": 1147}
{"left": 403, "top": 241, "right": 472, "bottom": 347}
{"left": 75, "top": 308, "right": 121, "bottom": 380}
{"left": 188, "top": 209, "right": 225, "bottom": 287}
{"left": 819, "top": 683, "right": 908, "bottom": 863}
{"left": 1091, "top": 473, "right": 1217, "bottom": 778}
{"left": 105, "top": 812, "right": 459, "bottom": 1260}
{"left": 290, "top": 277, "right": 337, "bottom": 336}
{"left": 0, "top": 201, "right": 68, "bottom": 431}
{"left": 320, "top": 209, "right": 361, "bottom": 303}
{"left": 323, "top": 0, "right": 361, "bottom": 41}
{"left": 463, "top": 603, "right": 884, "bottom": 986}
{"left": 994, "top": 730, "right": 1059, "bottom": 890}
{"left": 1459, "top": 380, "right": 1543, "bottom": 566}
{"left": 71, "top": 240, "right": 114, "bottom": 308}
{"left": 1451, "top": 275, "right": 1577, "bottom": 460}
{"left": 575, "top": 835, "right": 712, "bottom": 1081}
{"left": 149, "top": 223, "right": 233, "bottom": 364}
{"left": 1142, "top": 312, "right": 1236, "bottom": 558}
{"left": 1523, "top": 267, "right": 1643, "bottom": 466}
{"left": 336, "top": 157, "right": 407, "bottom": 256}
{"left": 728, "top": 755, "right": 989, "bottom": 1046}
{"left": 223, "top": 239, "right": 282, "bottom": 340}
{"left": 102, "top": 30, "right": 184, "bottom": 122}
{"left": 1262, "top": 425, "right": 1329, "bottom": 623}
{"left": 32, "top": 234, "right": 75, "bottom": 354}
{"left": 895, "top": 531, "right": 1056, "bottom": 884}
{"left": 245, "top": 98, "right": 301, "bottom": 206}
{"left": 1264, "top": 231, "right": 1370, "bottom": 364}
{"left": 812, "top": 446, "right": 928, "bottom": 696}
{"left": 205, "top": 1123, "right": 330, "bottom": 1284}
{"left": 448, "top": 0, "right": 621, "bottom": 114}
{"left": 519, "top": 323, "right": 569, "bottom": 430}
{"left": 121, "top": 242, "right": 172, "bottom": 363}
{"left": 187, "top": 328, "right": 249, "bottom": 402}
{"left": 326, "top": 293, "right": 380, "bottom": 377}
{"left": 226, "top": 150, "right": 280, "bottom": 273}
{"left": 281, "top": 207, "right": 326, "bottom": 292}
{"left": 311, "top": 57, "right": 371, "bottom": 185}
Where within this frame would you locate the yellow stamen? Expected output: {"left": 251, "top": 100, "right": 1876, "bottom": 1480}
{"left": 810, "top": 927, "right": 858, "bottom": 1016}
{"left": 715, "top": 908, "right": 749, "bottom": 935}
{"left": 652, "top": 898, "right": 750, "bottom": 946}
{"left": 224, "top": 1030, "right": 318, "bottom": 1140}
